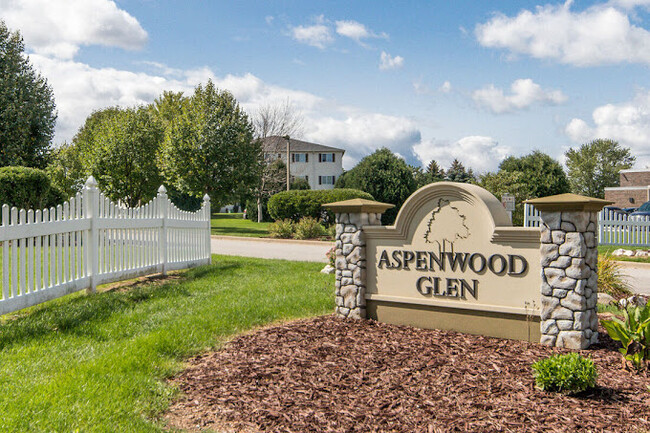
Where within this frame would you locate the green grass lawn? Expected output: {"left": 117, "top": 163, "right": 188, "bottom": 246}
{"left": 598, "top": 245, "right": 650, "bottom": 263}
{"left": 211, "top": 212, "right": 271, "bottom": 237}
{"left": 0, "top": 254, "right": 334, "bottom": 432}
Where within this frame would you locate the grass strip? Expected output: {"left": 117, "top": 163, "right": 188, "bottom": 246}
{"left": 0, "top": 254, "right": 334, "bottom": 432}
{"left": 211, "top": 213, "right": 271, "bottom": 238}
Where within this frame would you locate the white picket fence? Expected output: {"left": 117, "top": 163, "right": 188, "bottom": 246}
{"left": 523, "top": 203, "right": 650, "bottom": 246}
{"left": 0, "top": 177, "right": 211, "bottom": 316}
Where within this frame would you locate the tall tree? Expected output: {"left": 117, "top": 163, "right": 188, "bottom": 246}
{"left": 335, "top": 148, "right": 417, "bottom": 224}
{"left": 445, "top": 159, "right": 476, "bottom": 183}
{"left": 479, "top": 170, "right": 531, "bottom": 226}
{"left": 0, "top": 20, "right": 56, "bottom": 168}
{"left": 413, "top": 159, "right": 446, "bottom": 188}
{"left": 48, "top": 106, "right": 164, "bottom": 206}
{"left": 565, "top": 139, "right": 635, "bottom": 198}
{"left": 161, "top": 80, "right": 260, "bottom": 206}
{"left": 427, "top": 160, "right": 446, "bottom": 182}
{"left": 499, "top": 150, "right": 569, "bottom": 199}
{"left": 253, "top": 99, "right": 304, "bottom": 140}
{"left": 251, "top": 100, "right": 304, "bottom": 222}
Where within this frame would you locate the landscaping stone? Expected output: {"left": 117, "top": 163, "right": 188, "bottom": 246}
{"left": 539, "top": 208, "right": 599, "bottom": 349}
{"left": 334, "top": 211, "right": 382, "bottom": 319}
{"left": 320, "top": 264, "right": 335, "bottom": 274}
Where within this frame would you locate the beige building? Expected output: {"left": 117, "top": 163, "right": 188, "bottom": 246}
{"left": 261, "top": 136, "right": 345, "bottom": 190}
{"left": 604, "top": 169, "right": 650, "bottom": 208}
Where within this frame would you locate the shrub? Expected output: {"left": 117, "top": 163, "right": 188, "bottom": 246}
{"left": 294, "top": 217, "right": 326, "bottom": 240}
{"left": 268, "top": 219, "right": 294, "bottom": 238}
{"left": 268, "top": 189, "right": 373, "bottom": 224}
{"left": 598, "top": 255, "right": 632, "bottom": 299}
{"left": 0, "top": 166, "right": 65, "bottom": 210}
{"left": 531, "top": 353, "right": 597, "bottom": 394}
{"left": 601, "top": 303, "right": 650, "bottom": 370}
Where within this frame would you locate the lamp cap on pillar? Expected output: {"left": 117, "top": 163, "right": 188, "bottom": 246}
{"left": 322, "top": 198, "right": 395, "bottom": 214}
{"left": 524, "top": 193, "right": 613, "bottom": 212}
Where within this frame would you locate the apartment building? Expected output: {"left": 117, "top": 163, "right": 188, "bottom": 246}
{"left": 261, "top": 136, "right": 345, "bottom": 190}
{"left": 604, "top": 168, "right": 650, "bottom": 207}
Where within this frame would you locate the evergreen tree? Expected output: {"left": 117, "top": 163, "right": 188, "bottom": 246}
{"left": 0, "top": 20, "right": 56, "bottom": 168}
{"left": 445, "top": 159, "right": 475, "bottom": 183}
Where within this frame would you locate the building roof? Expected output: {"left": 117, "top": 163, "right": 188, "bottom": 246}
{"left": 261, "top": 136, "right": 345, "bottom": 153}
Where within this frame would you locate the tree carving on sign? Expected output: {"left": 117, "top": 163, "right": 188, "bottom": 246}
{"left": 423, "top": 198, "right": 470, "bottom": 253}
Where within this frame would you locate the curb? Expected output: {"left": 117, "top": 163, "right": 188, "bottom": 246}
{"left": 615, "top": 260, "right": 650, "bottom": 270}
{"left": 210, "top": 235, "right": 334, "bottom": 247}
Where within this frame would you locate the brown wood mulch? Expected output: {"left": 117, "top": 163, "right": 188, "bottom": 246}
{"left": 165, "top": 315, "right": 650, "bottom": 433}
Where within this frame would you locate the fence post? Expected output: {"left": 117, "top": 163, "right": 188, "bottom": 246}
{"left": 158, "top": 185, "right": 168, "bottom": 276}
{"left": 84, "top": 176, "right": 99, "bottom": 294}
{"left": 203, "top": 194, "right": 211, "bottom": 264}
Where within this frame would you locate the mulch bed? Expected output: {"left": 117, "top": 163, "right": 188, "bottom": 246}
{"left": 166, "top": 315, "right": 650, "bottom": 433}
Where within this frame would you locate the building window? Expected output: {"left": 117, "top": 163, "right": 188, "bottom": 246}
{"left": 319, "top": 175, "right": 336, "bottom": 185}
{"left": 319, "top": 153, "right": 335, "bottom": 162}
{"left": 291, "top": 153, "right": 308, "bottom": 163}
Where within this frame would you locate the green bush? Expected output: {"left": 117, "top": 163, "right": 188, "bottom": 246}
{"left": 601, "top": 302, "right": 650, "bottom": 370}
{"left": 268, "top": 219, "right": 294, "bottom": 238}
{"left": 0, "top": 166, "right": 65, "bottom": 210}
{"left": 531, "top": 353, "right": 597, "bottom": 394}
{"left": 294, "top": 217, "right": 326, "bottom": 239}
{"left": 268, "top": 188, "right": 373, "bottom": 224}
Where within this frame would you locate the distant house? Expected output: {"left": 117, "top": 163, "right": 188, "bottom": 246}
{"left": 261, "top": 136, "right": 345, "bottom": 190}
{"left": 604, "top": 169, "right": 650, "bottom": 207}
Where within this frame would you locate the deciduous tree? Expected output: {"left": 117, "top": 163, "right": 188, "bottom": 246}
{"left": 161, "top": 80, "right": 260, "bottom": 206}
{"left": 565, "top": 139, "right": 634, "bottom": 198}
{"left": 335, "top": 148, "right": 416, "bottom": 224}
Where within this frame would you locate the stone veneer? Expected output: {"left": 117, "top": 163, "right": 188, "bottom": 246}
{"left": 539, "top": 210, "right": 599, "bottom": 349}
{"left": 334, "top": 212, "right": 383, "bottom": 319}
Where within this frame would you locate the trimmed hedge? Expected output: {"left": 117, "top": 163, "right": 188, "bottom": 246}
{"left": 0, "top": 166, "right": 65, "bottom": 210}
{"left": 268, "top": 188, "right": 373, "bottom": 224}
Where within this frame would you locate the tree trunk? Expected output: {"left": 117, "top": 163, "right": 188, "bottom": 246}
{"left": 257, "top": 196, "right": 263, "bottom": 223}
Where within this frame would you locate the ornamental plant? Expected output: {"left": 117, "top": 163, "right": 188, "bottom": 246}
{"left": 268, "top": 219, "right": 294, "bottom": 238}
{"left": 601, "top": 302, "right": 650, "bottom": 370}
{"left": 294, "top": 217, "right": 325, "bottom": 240}
{"left": 531, "top": 353, "right": 597, "bottom": 394}
{"left": 598, "top": 254, "right": 632, "bottom": 299}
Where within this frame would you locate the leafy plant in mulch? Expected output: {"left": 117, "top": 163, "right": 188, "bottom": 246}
{"left": 268, "top": 219, "right": 294, "bottom": 238}
{"left": 598, "top": 254, "right": 632, "bottom": 299}
{"left": 531, "top": 353, "right": 597, "bottom": 394}
{"left": 601, "top": 300, "right": 650, "bottom": 371}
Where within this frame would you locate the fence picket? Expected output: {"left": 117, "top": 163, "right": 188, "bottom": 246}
{"left": 524, "top": 203, "right": 650, "bottom": 246}
{"left": 0, "top": 177, "right": 210, "bottom": 316}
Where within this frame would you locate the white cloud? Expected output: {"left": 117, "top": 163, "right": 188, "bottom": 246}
{"left": 565, "top": 90, "right": 650, "bottom": 166}
{"left": 265, "top": 16, "right": 274, "bottom": 25}
{"left": 379, "top": 51, "right": 404, "bottom": 70}
{"left": 1, "top": 0, "right": 147, "bottom": 59}
{"left": 413, "top": 136, "right": 510, "bottom": 173}
{"left": 290, "top": 15, "right": 333, "bottom": 49}
{"left": 439, "top": 81, "right": 452, "bottom": 93}
{"left": 335, "top": 20, "right": 388, "bottom": 45}
{"left": 305, "top": 112, "right": 421, "bottom": 167}
{"left": 30, "top": 55, "right": 323, "bottom": 144}
{"left": 472, "top": 79, "right": 567, "bottom": 114}
{"left": 475, "top": 1, "right": 650, "bottom": 66}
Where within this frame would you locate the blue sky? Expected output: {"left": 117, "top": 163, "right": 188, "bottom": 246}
{"left": 3, "top": 0, "right": 650, "bottom": 171}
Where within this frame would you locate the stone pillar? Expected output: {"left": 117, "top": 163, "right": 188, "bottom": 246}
{"left": 525, "top": 194, "right": 611, "bottom": 349}
{"left": 322, "top": 199, "right": 394, "bottom": 319}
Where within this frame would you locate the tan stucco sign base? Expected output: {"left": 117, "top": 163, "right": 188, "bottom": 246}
{"left": 363, "top": 182, "right": 542, "bottom": 342}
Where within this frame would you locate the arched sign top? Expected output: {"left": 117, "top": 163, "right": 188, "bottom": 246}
{"left": 366, "top": 182, "right": 513, "bottom": 243}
